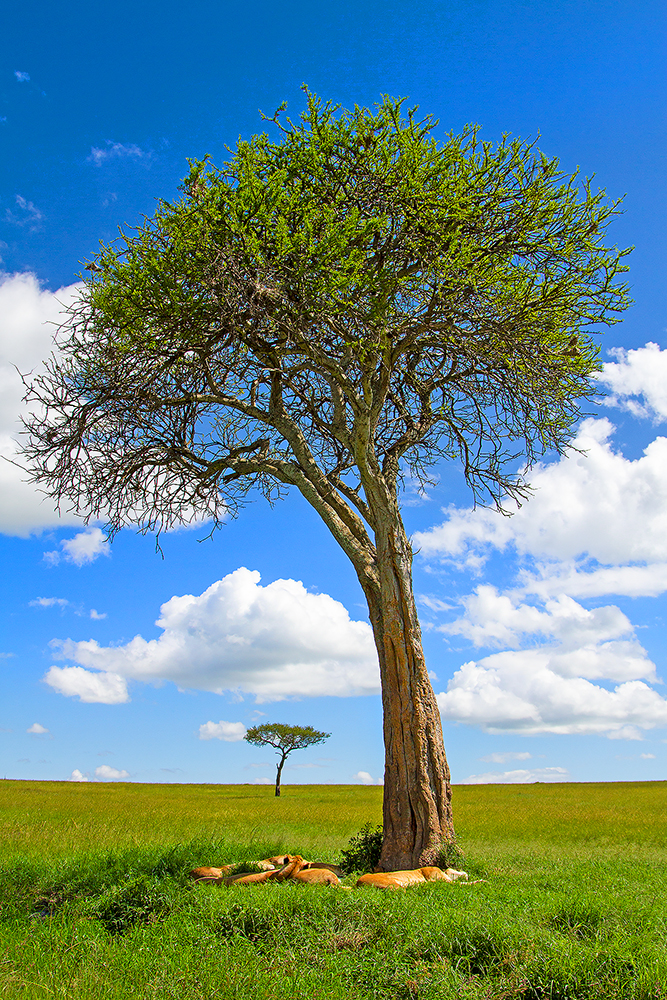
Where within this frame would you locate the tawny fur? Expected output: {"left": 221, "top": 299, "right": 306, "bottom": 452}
{"left": 357, "top": 866, "right": 468, "bottom": 889}
{"left": 291, "top": 867, "right": 340, "bottom": 885}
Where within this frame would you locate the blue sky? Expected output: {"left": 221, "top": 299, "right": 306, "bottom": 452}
{"left": 1, "top": 0, "right": 666, "bottom": 788}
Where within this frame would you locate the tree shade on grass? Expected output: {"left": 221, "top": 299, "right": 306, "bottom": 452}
{"left": 21, "top": 89, "right": 631, "bottom": 869}
{"left": 244, "top": 722, "right": 330, "bottom": 796}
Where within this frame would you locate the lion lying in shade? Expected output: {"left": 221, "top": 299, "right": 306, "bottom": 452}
{"left": 190, "top": 855, "right": 340, "bottom": 886}
{"left": 357, "top": 866, "right": 468, "bottom": 889}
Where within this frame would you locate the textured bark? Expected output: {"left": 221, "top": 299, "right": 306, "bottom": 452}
{"left": 361, "top": 506, "right": 454, "bottom": 872}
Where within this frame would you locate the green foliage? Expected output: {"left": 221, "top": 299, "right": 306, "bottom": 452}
{"left": 341, "top": 825, "right": 466, "bottom": 874}
{"left": 243, "top": 722, "right": 331, "bottom": 753}
{"left": 341, "top": 823, "right": 384, "bottom": 873}
{"left": 23, "top": 90, "right": 633, "bottom": 538}
{"left": 436, "top": 838, "right": 467, "bottom": 871}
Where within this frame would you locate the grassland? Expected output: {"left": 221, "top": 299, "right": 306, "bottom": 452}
{"left": 1, "top": 779, "right": 666, "bottom": 999}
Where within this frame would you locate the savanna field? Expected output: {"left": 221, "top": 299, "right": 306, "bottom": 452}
{"left": 1, "top": 780, "right": 666, "bottom": 999}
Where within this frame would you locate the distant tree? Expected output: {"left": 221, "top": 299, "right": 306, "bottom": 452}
{"left": 244, "top": 723, "right": 330, "bottom": 796}
{"left": 21, "top": 90, "right": 631, "bottom": 869}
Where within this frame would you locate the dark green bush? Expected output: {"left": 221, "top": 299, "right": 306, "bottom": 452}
{"left": 340, "top": 824, "right": 383, "bottom": 873}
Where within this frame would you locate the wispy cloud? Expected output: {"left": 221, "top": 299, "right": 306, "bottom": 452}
{"left": 462, "top": 766, "right": 569, "bottom": 785}
{"left": 88, "top": 142, "right": 149, "bottom": 167}
{"left": 478, "top": 751, "right": 531, "bottom": 764}
{"left": 6, "top": 195, "right": 43, "bottom": 230}
{"left": 30, "top": 597, "right": 69, "bottom": 610}
{"left": 14, "top": 71, "right": 30, "bottom": 83}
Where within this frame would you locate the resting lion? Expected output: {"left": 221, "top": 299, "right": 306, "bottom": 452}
{"left": 357, "top": 866, "right": 468, "bottom": 889}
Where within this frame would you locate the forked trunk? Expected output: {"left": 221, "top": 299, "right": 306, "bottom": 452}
{"left": 362, "top": 511, "right": 454, "bottom": 871}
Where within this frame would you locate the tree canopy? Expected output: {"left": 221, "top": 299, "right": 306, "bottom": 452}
{"left": 22, "top": 90, "right": 631, "bottom": 868}
{"left": 24, "top": 92, "right": 630, "bottom": 539}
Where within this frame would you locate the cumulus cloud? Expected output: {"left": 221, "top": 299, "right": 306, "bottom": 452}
{"left": 353, "top": 770, "right": 374, "bottom": 784}
{"left": 0, "top": 272, "right": 83, "bottom": 536}
{"left": 441, "top": 588, "right": 656, "bottom": 684}
{"left": 44, "top": 666, "right": 129, "bottom": 704}
{"left": 61, "top": 528, "right": 110, "bottom": 566}
{"left": 89, "top": 609, "right": 106, "bottom": 620}
{"left": 353, "top": 770, "right": 383, "bottom": 784}
{"left": 437, "top": 650, "right": 667, "bottom": 738}
{"left": 434, "top": 586, "right": 666, "bottom": 738}
{"left": 88, "top": 142, "right": 148, "bottom": 166}
{"left": 414, "top": 409, "right": 667, "bottom": 740}
{"left": 26, "top": 723, "right": 49, "bottom": 734}
{"left": 95, "top": 765, "right": 129, "bottom": 780}
{"left": 69, "top": 769, "right": 89, "bottom": 781}
{"left": 198, "top": 720, "right": 247, "bottom": 742}
{"left": 596, "top": 343, "right": 667, "bottom": 422}
{"left": 42, "top": 528, "right": 110, "bottom": 566}
{"left": 415, "top": 418, "right": 667, "bottom": 576}
{"left": 461, "top": 766, "right": 569, "bottom": 784}
{"left": 47, "top": 567, "right": 379, "bottom": 702}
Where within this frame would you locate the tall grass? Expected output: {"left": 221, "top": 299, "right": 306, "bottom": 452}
{"left": 1, "top": 779, "right": 666, "bottom": 999}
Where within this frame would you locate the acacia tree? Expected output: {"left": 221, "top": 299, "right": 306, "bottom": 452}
{"left": 244, "top": 723, "right": 330, "bottom": 797}
{"left": 21, "top": 92, "right": 630, "bottom": 870}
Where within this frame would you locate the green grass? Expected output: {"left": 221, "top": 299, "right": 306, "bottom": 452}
{"left": 1, "top": 780, "right": 667, "bottom": 999}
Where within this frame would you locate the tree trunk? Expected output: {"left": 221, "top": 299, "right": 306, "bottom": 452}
{"left": 362, "top": 508, "right": 454, "bottom": 871}
{"left": 275, "top": 754, "right": 286, "bottom": 797}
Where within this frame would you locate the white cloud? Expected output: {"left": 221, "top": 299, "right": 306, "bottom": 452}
{"left": 253, "top": 777, "right": 272, "bottom": 784}
{"left": 0, "top": 272, "right": 83, "bottom": 536}
{"left": 596, "top": 343, "right": 667, "bottom": 422}
{"left": 48, "top": 567, "right": 379, "bottom": 702}
{"left": 353, "top": 771, "right": 374, "bottom": 784}
{"left": 6, "top": 195, "right": 43, "bottom": 230}
{"left": 69, "top": 769, "right": 89, "bottom": 781}
{"left": 61, "top": 528, "right": 110, "bottom": 566}
{"left": 461, "top": 767, "right": 569, "bottom": 784}
{"left": 95, "top": 764, "right": 129, "bottom": 780}
{"left": 26, "top": 723, "right": 49, "bottom": 734}
{"left": 44, "top": 666, "right": 129, "bottom": 704}
{"left": 14, "top": 71, "right": 30, "bottom": 83}
{"left": 198, "top": 720, "right": 247, "bottom": 742}
{"left": 437, "top": 652, "right": 667, "bottom": 738}
{"left": 90, "top": 609, "right": 106, "bottom": 620}
{"left": 30, "top": 597, "right": 69, "bottom": 610}
{"left": 478, "top": 751, "right": 531, "bottom": 764}
{"left": 441, "top": 588, "right": 655, "bottom": 684}
{"left": 353, "top": 770, "right": 383, "bottom": 785}
{"left": 42, "top": 528, "right": 111, "bottom": 567}
{"left": 640, "top": 753, "right": 656, "bottom": 760}
{"left": 415, "top": 418, "right": 667, "bottom": 574}
{"left": 88, "top": 142, "right": 148, "bottom": 166}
